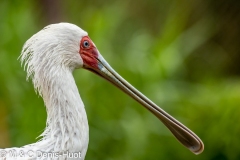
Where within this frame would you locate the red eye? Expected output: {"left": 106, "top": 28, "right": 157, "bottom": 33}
{"left": 81, "top": 36, "right": 92, "bottom": 49}
{"left": 83, "top": 40, "right": 90, "bottom": 48}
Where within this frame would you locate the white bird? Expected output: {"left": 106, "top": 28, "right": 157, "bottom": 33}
{"left": 0, "top": 23, "right": 204, "bottom": 160}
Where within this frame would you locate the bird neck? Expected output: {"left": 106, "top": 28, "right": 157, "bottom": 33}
{"left": 35, "top": 67, "right": 89, "bottom": 156}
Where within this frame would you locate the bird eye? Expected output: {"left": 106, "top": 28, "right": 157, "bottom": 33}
{"left": 83, "top": 40, "right": 90, "bottom": 48}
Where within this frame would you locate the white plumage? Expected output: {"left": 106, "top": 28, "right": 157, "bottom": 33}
{"left": 0, "top": 23, "right": 204, "bottom": 160}
{"left": 1, "top": 23, "right": 89, "bottom": 160}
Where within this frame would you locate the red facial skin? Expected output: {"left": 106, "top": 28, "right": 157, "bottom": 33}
{"left": 79, "top": 36, "right": 99, "bottom": 69}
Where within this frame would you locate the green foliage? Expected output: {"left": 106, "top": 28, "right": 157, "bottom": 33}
{"left": 0, "top": 0, "right": 240, "bottom": 159}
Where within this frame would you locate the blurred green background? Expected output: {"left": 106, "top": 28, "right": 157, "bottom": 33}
{"left": 0, "top": 0, "right": 240, "bottom": 159}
